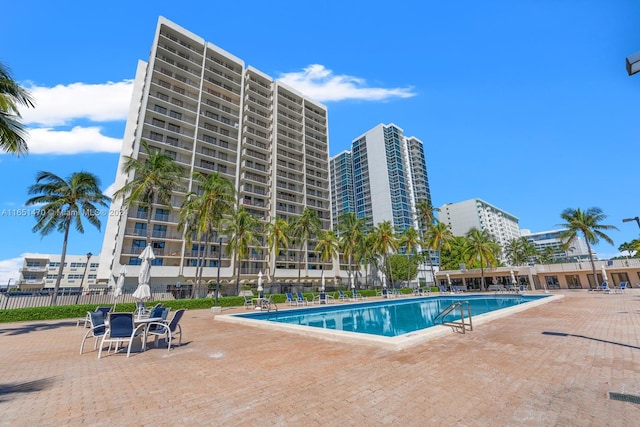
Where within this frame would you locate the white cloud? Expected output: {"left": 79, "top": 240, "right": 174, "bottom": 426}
{"left": 103, "top": 181, "right": 117, "bottom": 198}
{"left": 27, "top": 126, "right": 123, "bottom": 154}
{"left": 0, "top": 256, "right": 25, "bottom": 287}
{"left": 5, "top": 66, "right": 413, "bottom": 156}
{"left": 277, "top": 64, "right": 417, "bottom": 102}
{"left": 22, "top": 80, "right": 133, "bottom": 126}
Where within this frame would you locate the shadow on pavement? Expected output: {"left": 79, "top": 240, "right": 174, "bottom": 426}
{"left": 0, "top": 321, "right": 77, "bottom": 336}
{"left": 0, "top": 377, "right": 57, "bottom": 402}
{"left": 543, "top": 331, "right": 640, "bottom": 350}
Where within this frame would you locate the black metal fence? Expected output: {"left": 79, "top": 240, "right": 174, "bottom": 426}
{"left": 0, "top": 279, "right": 373, "bottom": 309}
{"left": 0, "top": 284, "right": 211, "bottom": 310}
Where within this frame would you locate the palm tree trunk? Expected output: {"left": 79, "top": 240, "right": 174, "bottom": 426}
{"left": 235, "top": 249, "right": 241, "bottom": 296}
{"left": 428, "top": 249, "right": 436, "bottom": 290}
{"left": 385, "top": 253, "right": 393, "bottom": 289}
{"left": 51, "top": 219, "right": 71, "bottom": 306}
{"left": 585, "top": 238, "right": 597, "bottom": 289}
{"left": 365, "top": 262, "right": 369, "bottom": 288}
{"left": 297, "top": 242, "right": 303, "bottom": 290}
{"left": 193, "top": 232, "right": 207, "bottom": 299}
{"left": 145, "top": 197, "right": 153, "bottom": 246}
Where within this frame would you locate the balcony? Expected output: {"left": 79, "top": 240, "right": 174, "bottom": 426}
{"left": 20, "top": 266, "right": 47, "bottom": 272}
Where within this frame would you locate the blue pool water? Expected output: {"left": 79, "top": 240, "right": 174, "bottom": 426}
{"left": 234, "top": 295, "right": 549, "bottom": 337}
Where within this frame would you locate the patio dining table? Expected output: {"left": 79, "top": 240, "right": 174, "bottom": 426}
{"left": 133, "top": 317, "right": 163, "bottom": 351}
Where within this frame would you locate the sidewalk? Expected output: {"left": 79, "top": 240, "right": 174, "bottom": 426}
{"left": 1, "top": 290, "right": 639, "bottom": 426}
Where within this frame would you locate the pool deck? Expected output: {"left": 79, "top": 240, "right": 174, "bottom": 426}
{"left": 1, "top": 290, "right": 639, "bottom": 426}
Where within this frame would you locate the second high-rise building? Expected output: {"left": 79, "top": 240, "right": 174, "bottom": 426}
{"left": 330, "top": 123, "right": 432, "bottom": 231}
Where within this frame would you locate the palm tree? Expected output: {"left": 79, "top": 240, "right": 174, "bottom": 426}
{"left": 617, "top": 241, "right": 636, "bottom": 258}
{"left": 290, "top": 208, "right": 321, "bottom": 287}
{"left": 337, "top": 212, "right": 366, "bottom": 279}
{"left": 0, "top": 62, "right": 34, "bottom": 155}
{"left": 315, "top": 229, "right": 339, "bottom": 268}
{"left": 399, "top": 226, "right": 421, "bottom": 285}
{"left": 464, "top": 228, "right": 500, "bottom": 291}
{"left": 439, "top": 236, "right": 470, "bottom": 271}
{"left": 370, "top": 221, "right": 399, "bottom": 288}
{"left": 559, "top": 207, "right": 618, "bottom": 289}
{"left": 423, "top": 221, "right": 455, "bottom": 286}
{"left": 113, "top": 140, "right": 184, "bottom": 246}
{"left": 359, "top": 232, "right": 378, "bottom": 288}
{"left": 223, "top": 206, "right": 261, "bottom": 295}
{"left": 25, "top": 171, "right": 110, "bottom": 305}
{"left": 415, "top": 200, "right": 438, "bottom": 286}
{"left": 504, "top": 237, "right": 535, "bottom": 266}
{"left": 536, "top": 247, "right": 555, "bottom": 265}
{"left": 266, "top": 217, "right": 290, "bottom": 282}
{"left": 178, "top": 171, "right": 235, "bottom": 297}
{"left": 415, "top": 200, "right": 436, "bottom": 234}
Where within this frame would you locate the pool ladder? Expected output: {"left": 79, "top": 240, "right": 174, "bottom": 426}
{"left": 434, "top": 301, "right": 473, "bottom": 334}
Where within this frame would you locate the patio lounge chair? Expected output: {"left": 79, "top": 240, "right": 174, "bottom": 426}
{"left": 147, "top": 309, "right": 185, "bottom": 350}
{"left": 148, "top": 304, "right": 165, "bottom": 318}
{"left": 98, "top": 312, "right": 145, "bottom": 358}
{"left": 243, "top": 295, "right": 255, "bottom": 309}
{"left": 381, "top": 288, "right": 393, "bottom": 298}
{"left": 295, "top": 292, "right": 309, "bottom": 306}
{"left": 438, "top": 285, "right": 448, "bottom": 293}
{"left": 591, "top": 282, "right": 610, "bottom": 293}
{"left": 80, "top": 311, "right": 108, "bottom": 355}
{"left": 77, "top": 306, "right": 112, "bottom": 328}
{"left": 285, "top": 292, "right": 296, "bottom": 306}
{"left": 337, "top": 289, "right": 349, "bottom": 302}
{"left": 352, "top": 289, "right": 366, "bottom": 300}
{"left": 612, "top": 282, "right": 628, "bottom": 293}
{"left": 313, "top": 292, "right": 333, "bottom": 304}
{"left": 452, "top": 285, "right": 464, "bottom": 293}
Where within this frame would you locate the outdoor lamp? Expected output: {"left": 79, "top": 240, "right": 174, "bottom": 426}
{"left": 626, "top": 52, "right": 640, "bottom": 76}
{"left": 622, "top": 217, "right": 640, "bottom": 229}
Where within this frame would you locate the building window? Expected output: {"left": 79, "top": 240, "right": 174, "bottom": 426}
{"left": 565, "top": 274, "right": 582, "bottom": 289}
{"left": 155, "top": 208, "right": 170, "bottom": 221}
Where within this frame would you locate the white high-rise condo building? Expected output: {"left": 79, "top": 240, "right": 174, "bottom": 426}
{"left": 437, "top": 198, "right": 520, "bottom": 253}
{"left": 520, "top": 229, "right": 593, "bottom": 263}
{"left": 330, "top": 123, "right": 432, "bottom": 231}
{"left": 98, "top": 17, "right": 331, "bottom": 290}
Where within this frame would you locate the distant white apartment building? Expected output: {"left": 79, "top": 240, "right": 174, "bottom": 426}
{"left": 437, "top": 198, "right": 520, "bottom": 251}
{"left": 520, "top": 229, "right": 592, "bottom": 262}
{"left": 97, "top": 17, "right": 331, "bottom": 288}
{"left": 17, "top": 253, "right": 100, "bottom": 291}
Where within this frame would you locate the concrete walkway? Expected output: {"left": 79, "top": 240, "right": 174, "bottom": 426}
{"left": 0, "top": 291, "right": 639, "bottom": 426}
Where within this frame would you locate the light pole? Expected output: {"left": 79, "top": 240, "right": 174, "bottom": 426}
{"left": 622, "top": 217, "right": 640, "bottom": 230}
{"left": 76, "top": 252, "right": 92, "bottom": 304}
{"left": 5, "top": 278, "right": 14, "bottom": 293}
{"left": 83, "top": 252, "right": 93, "bottom": 288}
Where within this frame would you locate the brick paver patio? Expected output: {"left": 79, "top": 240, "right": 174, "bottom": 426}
{"left": 1, "top": 290, "right": 639, "bottom": 426}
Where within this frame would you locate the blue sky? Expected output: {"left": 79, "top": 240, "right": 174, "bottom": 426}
{"left": 1, "top": 0, "right": 640, "bottom": 283}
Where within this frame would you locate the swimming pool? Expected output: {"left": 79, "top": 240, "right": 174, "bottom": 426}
{"left": 217, "top": 294, "right": 561, "bottom": 350}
